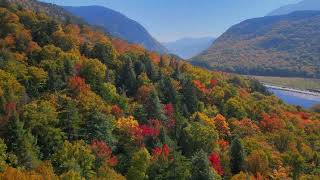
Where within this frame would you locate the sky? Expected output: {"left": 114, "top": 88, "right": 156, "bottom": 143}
{"left": 40, "top": 0, "right": 301, "bottom": 42}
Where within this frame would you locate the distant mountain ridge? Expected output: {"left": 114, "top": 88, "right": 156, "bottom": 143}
{"left": 268, "top": 0, "right": 320, "bottom": 16}
{"left": 192, "top": 11, "right": 320, "bottom": 78}
{"left": 163, "top": 37, "right": 215, "bottom": 59}
{"left": 64, "top": 5, "right": 168, "bottom": 54}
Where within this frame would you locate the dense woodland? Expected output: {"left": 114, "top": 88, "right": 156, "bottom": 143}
{"left": 192, "top": 11, "right": 320, "bottom": 78}
{"left": 0, "top": 1, "right": 319, "bottom": 179}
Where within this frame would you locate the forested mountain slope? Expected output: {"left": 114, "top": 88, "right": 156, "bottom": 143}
{"left": 0, "top": 0, "right": 319, "bottom": 179}
{"left": 6, "top": 0, "right": 85, "bottom": 24}
{"left": 64, "top": 6, "right": 168, "bottom": 54}
{"left": 192, "top": 11, "right": 320, "bottom": 78}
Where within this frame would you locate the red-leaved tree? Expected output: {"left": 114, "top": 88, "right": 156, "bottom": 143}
{"left": 90, "top": 140, "right": 118, "bottom": 167}
{"left": 68, "top": 76, "right": 89, "bottom": 93}
{"left": 111, "top": 105, "right": 124, "bottom": 118}
{"left": 210, "top": 79, "right": 218, "bottom": 87}
{"left": 260, "top": 113, "right": 284, "bottom": 132}
{"left": 152, "top": 144, "right": 170, "bottom": 160}
{"left": 164, "top": 103, "right": 174, "bottom": 118}
{"left": 208, "top": 152, "right": 224, "bottom": 176}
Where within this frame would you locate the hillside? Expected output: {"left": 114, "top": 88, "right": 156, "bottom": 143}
{"left": 64, "top": 5, "right": 168, "bottom": 54}
{"left": 0, "top": 0, "right": 319, "bottom": 179}
{"left": 192, "top": 11, "right": 320, "bottom": 78}
{"left": 163, "top": 37, "right": 215, "bottom": 59}
{"left": 6, "top": 0, "right": 85, "bottom": 24}
{"left": 268, "top": 0, "right": 320, "bottom": 16}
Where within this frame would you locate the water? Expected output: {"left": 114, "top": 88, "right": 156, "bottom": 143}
{"left": 267, "top": 87, "right": 320, "bottom": 109}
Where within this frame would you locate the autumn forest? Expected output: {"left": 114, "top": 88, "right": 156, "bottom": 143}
{"left": 0, "top": 0, "right": 319, "bottom": 180}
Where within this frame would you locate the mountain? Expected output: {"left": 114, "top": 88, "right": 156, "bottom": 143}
{"left": 63, "top": 5, "right": 168, "bottom": 54}
{"left": 192, "top": 11, "right": 320, "bottom": 78}
{"left": 268, "top": 0, "right": 320, "bottom": 16}
{"left": 163, "top": 37, "right": 215, "bottom": 59}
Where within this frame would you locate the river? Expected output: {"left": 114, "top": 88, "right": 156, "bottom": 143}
{"left": 265, "top": 85, "right": 320, "bottom": 109}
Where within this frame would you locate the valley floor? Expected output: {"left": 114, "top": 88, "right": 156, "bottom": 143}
{"left": 245, "top": 75, "right": 320, "bottom": 92}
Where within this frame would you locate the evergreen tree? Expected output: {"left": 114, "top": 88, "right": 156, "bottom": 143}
{"left": 22, "top": 100, "right": 64, "bottom": 158}
{"left": 133, "top": 104, "right": 148, "bottom": 124}
{"left": 59, "top": 98, "right": 82, "bottom": 141}
{"left": 159, "top": 77, "right": 179, "bottom": 104}
{"left": 80, "top": 42, "right": 92, "bottom": 57}
{"left": 144, "top": 57, "right": 158, "bottom": 81}
{"left": 145, "top": 90, "right": 166, "bottom": 120}
{"left": 172, "top": 66, "right": 182, "bottom": 80}
{"left": 6, "top": 112, "right": 40, "bottom": 169}
{"left": 81, "top": 110, "right": 116, "bottom": 146}
{"left": 159, "top": 127, "right": 174, "bottom": 147}
{"left": 230, "top": 137, "right": 245, "bottom": 174}
{"left": 120, "top": 57, "right": 137, "bottom": 96}
{"left": 181, "top": 78, "right": 199, "bottom": 115}
{"left": 134, "top": 60, "right": 146, "bottom": 76}
{"left": 191, "top": 150, "right": 215, "bottom": 180}
{"left": 147, "top": 151, "right": 191, "bottom": 180}
{"left": 166, "top": 151, "right": 191, "bottom": 180}
{"left": 46, "top": 68, "right": 65, "bottom": 92}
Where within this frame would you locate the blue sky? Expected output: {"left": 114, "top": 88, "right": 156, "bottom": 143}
{"left": 40, "top": 0, "right": 300, "bottom": 42}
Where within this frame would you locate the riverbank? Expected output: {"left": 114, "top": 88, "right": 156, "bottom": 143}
{"left": 245, "top": 75, "right": 320, "bottom": 91}
{"left": 265, "top": 84, "right": 320, "bottom": 97}
{"left": 266, "top": 85, "right": 320, "bottom": 109}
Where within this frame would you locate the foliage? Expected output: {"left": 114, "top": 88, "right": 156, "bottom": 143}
{"left": 127, "top": 148, "right": 151, "bottom": 180}
{"left": 230, "top": 137, "right": 245, "bottom": 174}
{"left": 182, "top": 122, "right": 218, "bottom": 155}
{"left": 90, "top": 140, "right": 118, "bottom": 169}
{"left": 5, "top": 113, "right": 40, "bottom": 169}
{"left": 145, "top": 89, "right": 166, "bottom": 120}
{"left": 53, "top": 140, "right": 95, "bottom": 179}
{"left": 81, "top": 110, "right": 115, "bottom": 145}
{"left": 192, "top": 11, "right": 320, "bottom": 78}
{"left": 0, "top": 2, "right": 319, "bottom": 179}
{"left": 245, "top": 150, "right": 269, "bottom": 176}
{"left": 223, "top": 97, "right": 247, "bottom": 119}
{"left": 208, "top": 152, "right": 224, "bottom": 176}
{"left": 0, "top": 138, "right": 7, "bottom": 172}
{"left": 0, "top": 69, "right": 24, "bottom": 115}
{"left": 283, "top": 152, "right": 305, "bottom": 180}
{"left": 232, "top": 118, "right": 260, "bottom": 137}
{"left": 191, "top": 150, "right": 217, "bottom": 180}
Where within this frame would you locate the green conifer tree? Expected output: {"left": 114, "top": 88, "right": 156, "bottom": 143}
{"left": 181, "top": 78, "right": 199, "bottom": 115}
{"left": 6, "top": 112, "right": 40, "bottom": 169}
{"left": 230, "top": 137, "right": 245, "bottom": 174}
{"left": 146, "top": 90, "right": 166, "bottom": 120}
{"left": 81, "top": 110, "right": 116, "bottom": 146}
{"left": 191, "top": 150, "right": 215, "bottom": 180}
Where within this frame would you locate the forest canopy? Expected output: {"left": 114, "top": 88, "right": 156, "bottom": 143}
{"left": 0, "top": 0, "right": 319, "bottom": 179}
